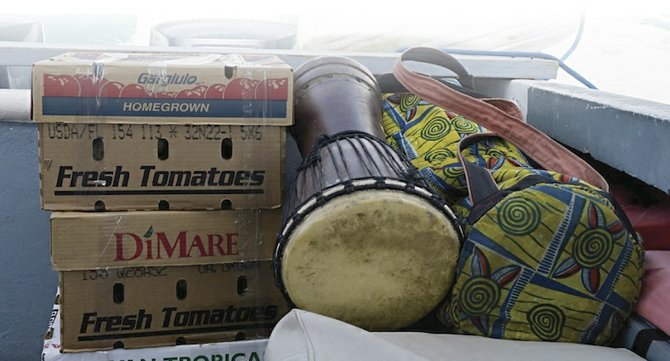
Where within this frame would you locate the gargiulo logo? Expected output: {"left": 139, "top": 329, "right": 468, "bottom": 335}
{"left": 137, "top": 73, "right": 198, "bottom": 86}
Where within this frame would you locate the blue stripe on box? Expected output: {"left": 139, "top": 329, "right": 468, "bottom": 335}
{"left": 42, "top": 97, "right": 287, "bottom": 118}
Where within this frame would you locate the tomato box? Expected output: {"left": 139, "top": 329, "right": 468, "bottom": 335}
{"left": 50, "top": 209, "right": 282, "bottom": 271}
{"left": 38, "top": 123, "right": 285, "bottom": 210}
{"left": 58, "top": 261, "right": 288, "bottom": 352}
{"left": 43, "top": 292, "right": 269, "bottom": 360}
{"left": 33, "top": 52, "right": 290, "bottom": 211}
{"left": 32, "top": 52, "right": 293, "bottom": 126}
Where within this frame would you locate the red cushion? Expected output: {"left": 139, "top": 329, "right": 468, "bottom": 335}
{"left": 635, "top": 250, "right": 670, "bottom": 335}
{"left": 612, "top": 184, "right": 670, "bottom": 250}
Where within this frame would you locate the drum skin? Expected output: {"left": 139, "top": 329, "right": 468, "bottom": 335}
{"left": 281, "top": 189, "right": 460, "bottom": 330}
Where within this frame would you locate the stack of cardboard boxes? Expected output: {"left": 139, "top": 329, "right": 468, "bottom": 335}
{"left": 33, "top": 52, "right": 293, "bottom": 355}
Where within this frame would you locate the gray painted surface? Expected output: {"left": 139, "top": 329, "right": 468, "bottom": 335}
{"left": 526, "top": 83, "right": 670, "bottom": 193}
{"left": 0, "top": 121, "right": 57, "bottom": 360}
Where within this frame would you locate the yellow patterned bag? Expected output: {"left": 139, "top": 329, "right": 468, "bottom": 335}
{"left": 382, "top": 47, "right": 645, "bottom": 345}
{"left": 448, "top": 134, "right": 644, "bottom": 344}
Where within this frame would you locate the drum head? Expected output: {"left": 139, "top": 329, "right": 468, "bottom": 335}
{"left": 280, "top": 189, "right": 460, "bottom": 331}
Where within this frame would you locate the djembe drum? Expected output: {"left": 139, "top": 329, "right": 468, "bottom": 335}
{"left": 274, "top": 56, "right": 462, "bottom": 330}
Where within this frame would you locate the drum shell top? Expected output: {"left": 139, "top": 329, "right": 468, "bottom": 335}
{"left": 292, "top": 56, "right": 384, "bottom": 156}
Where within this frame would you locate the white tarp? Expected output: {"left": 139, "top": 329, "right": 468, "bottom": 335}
{"left": 265, "top": 309, "right": 646, "bottom": 361}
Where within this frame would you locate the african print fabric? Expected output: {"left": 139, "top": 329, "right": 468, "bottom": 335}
{"left": 382, "top": 93, "right": 644, "bottom": 344}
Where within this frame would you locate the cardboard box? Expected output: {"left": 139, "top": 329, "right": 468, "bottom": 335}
{"left": 39, "top": 123, "right": 284, "bottom": 210}
{"left": 33, "top": 52, "right": 291, "bottom": 211}
{"left": 50, "top": 209, "right": 281, "bottom": 271}
{"left": 43, "top": 292, "right": 269, "bottom": 360}
{"left": 59, "top": 261, "right": 288, "bottom": 352}
{"left": 32, "top": 52, "right": 292, "bottom": 126}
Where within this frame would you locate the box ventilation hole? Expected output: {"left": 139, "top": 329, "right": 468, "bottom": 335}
{"left": 176, "top": 337, "right": 186, "bottom": 345}
{"left": 221, "top": 138, "right": 233, "bottom": 159}
{"left": 158, "top": 200, "right": 170, "bottom": 210}
{"left": 113, "top": 283, "right": 124, "bottom": 304}
{"left": 224, "top": 66, "right": 234, "bottom": 79}
{"left": 176, "top": 279, "right": 187, "bottom": 300}
{"left": 158, "top": 138, "right": 169, "bottom": 160}
{"left": 92, "top": 138, "right": 104, "bottom": 160}
{"left": 94, "top": 200, "right": 106, "bottom": 211}
{"left": 235, "top": 332, "right": 246, "bottom": 341}
{"left": 113, "top": 341, "right": 124, "bottom": 349}
{"left": 237, "top": 276, "right": 248, "bottom": 296}
{"left": 221, "top": 199, "right": 232, "bottom": 210}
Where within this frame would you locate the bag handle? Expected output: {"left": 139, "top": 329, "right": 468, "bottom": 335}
{"left": 458, "top": 133, "right": 501, "bottom": 205}
{"left": 393, "top": 47, "right": 609, "bottom": 191}
{"left": 399, "top": 46, "right": 475, "bottom": 90}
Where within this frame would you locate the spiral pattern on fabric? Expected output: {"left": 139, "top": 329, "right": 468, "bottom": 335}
{"left": 425, "top": 148, "right": 455, "bottom": 163}
{"left": 400, "top": 94, "right": 421, "bottom": 111}
{"left": 453, "top": 116, "right": 480, "bottom": 134}
{"left": 573, "top": 229, "right": 613, "bottom": 268}
{"left": 459, "top": 277, "right": 500, "bottom": 316}
{"left": 497, "top": 197, "right": 542, "bottom": 236}
{"left": 447, "top": 300, "right": 463, "bottom": 327}
{"left": 527, "top": 304, "right": 565, "bottom": 341}
{"left": 442, "top": 165, "right": 465, "bottom": 179}
{"left": 421, "top": 116, "right": 452, "bottom": 141}
{"left": 486, "top": 148, "right": 506, "bottom": 159}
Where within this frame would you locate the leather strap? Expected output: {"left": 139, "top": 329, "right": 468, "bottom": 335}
{"left": 399, "top": 46, "right": 475, "bottom": 89}
{"left": 393, "top": 46, "right": 609, "bottom": 191}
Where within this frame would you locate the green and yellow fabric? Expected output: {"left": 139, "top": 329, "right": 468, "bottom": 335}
{"left": 447, "top": 142, "right": 645, "bottom": 344}
{"left": 381, "top": 92, "right": 645, "bottom": 345}
{"left": 382, "top": 93, "right": 584, "bottom": 203}
{"left": 382, "top": 93, "right": 529, "bottom": 202}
